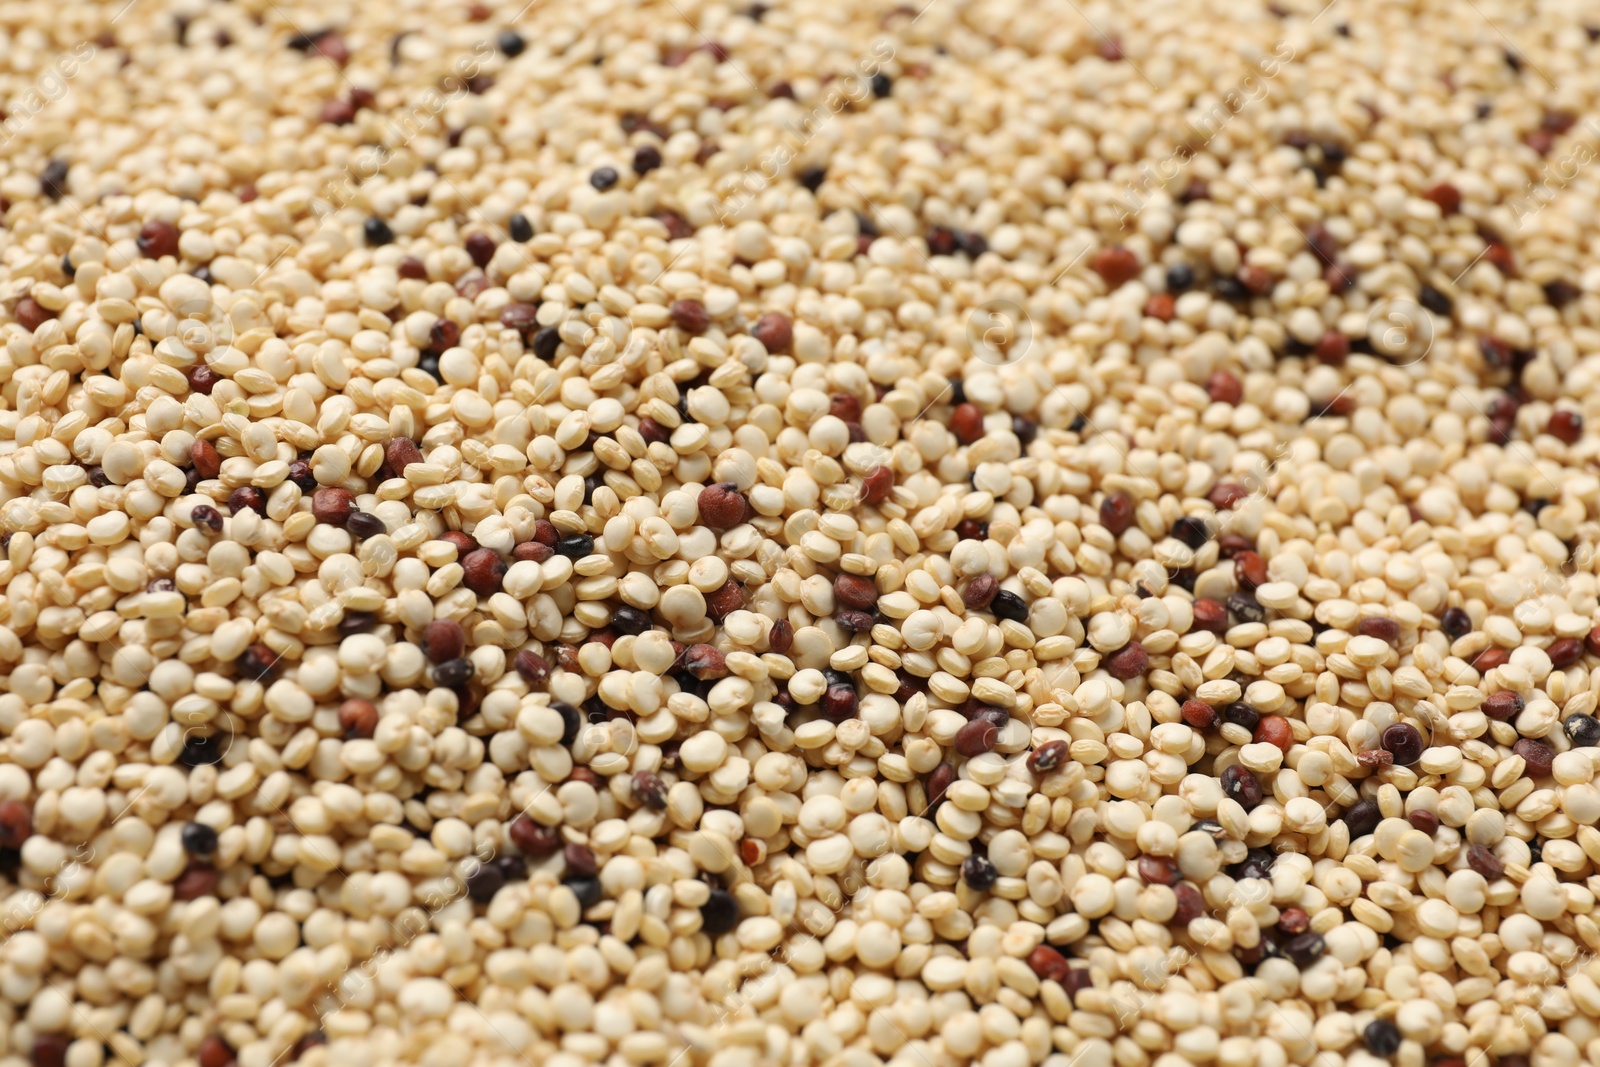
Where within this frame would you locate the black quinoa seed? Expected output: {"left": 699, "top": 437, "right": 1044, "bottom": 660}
{"left": 345, "top": 511, "right": 386, "bottom": 539}
{"left": 1441, "top": 606, "right": 1471, "bottom": 637}
{"left": 1221, "top": 701, "right": 1260, "bottom": 732}
{"left": 1233, "top": 847, "right": 1274, "bottom": 880}
{"left": 40, "top": 159, "right": 69, "bottom": 200}
{"left": 1545, "top": 280, "right": 1580, "bottom": 307}
{"left": 363, "top": 217, "right": 394, "bottom": 245}
{"left": 1380, "top": 722, "right": 1424, "bottom": 765}
{"left": 962, "top": 854, "right": 997, "bottom": 890}
{"left": 701, "top": 888, "right": 739, "bottom": 934}
{"left": 1343, "top": 799, "right": 1381, "bottom": 838}
{"left": 1214, "top": 276, "right": 1249, "bottom": 302}
{"left": 363, "top": 219, "right": 393, "bottom": 247}
{"left": 633, "top": 145, "right": 662, "bottom": 175}
{"left": 434, "top": 658, "right": 475, "bottom": 688}
{"left": 564, "top": 875, "right": 602, "bottom": 909}
{"left": 556, "top": 534, "right": 594, "bottom": 559}
{"left": 989, "top": 590, "right": 1028, "bottom": 623}
{"left": 611, "top": 605, "right": 650, "bottom": 635}
{"left": 1220, "top": 764, "right": 1262, "bottom": 810}
{"left": 552, "top": 701, "right": 582, "bottom": 745}
{"left": 532, "top": 326, "right": 561, "bottom": 360}
{"left": 1418, "top": 284, "right": 1453, "bottom": 316}
{"left": 181, "top": 822, "right": 218, "bottom": 854}
{"left": 466, "top": 863, "right": 506, "bottom": 903}
{"left": 1171, "top": 516, "right": 1210, "bottom": 549}
{"left": 1227, "top": 593, "right": 1265, "bottom": 624}
{"left": 1285, "top": 932, "right": 1326, "bottom": 968}
{"left": 1565, "top": 714, "right": 1600, "bottom": 747}
{"left": 180, "top": 733, "right": 227, "bottom": 767}
{"left": 1362, "top": 1019, "right": 1401, "bottom": 1057}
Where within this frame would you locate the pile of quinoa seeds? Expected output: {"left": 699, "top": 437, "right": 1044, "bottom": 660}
{"left": 9, "top": 0, "right": 1600, "bottom": 1065}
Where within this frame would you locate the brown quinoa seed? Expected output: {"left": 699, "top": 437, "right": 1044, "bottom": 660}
{"left": 1026, "top": 945, "right": 1070, "bottom": 983}
{"left": 197, "top": 1035, "right": 235, "bottom": 1067}
{"left": 508, "top": 814, "right": 560, "bottom": 856}
{"left": 1099, "top": 492, "right": 1135, "bottom": 535}
{"left": 1205, "top": 370, "right": 1242, "bottom": 405}
{"left": 1407, "top": 809, "right": 1440, "bottom": 834}
{"left": 953, "top": 719, "right": 998, "bottom": 757}
{"left": 1546, "top": 410, "right": 1583, "bottom": 443}
{"left": 751, "top": 311, "right": 792, "bottom": 352}
{"left": 1548, "top": 637, "right": 1585, "bottom": 668}
{"left": 338, "top": 698, "right": 378, "bottom": 738}
{"left": 1514, "top": 738, "right": 1554, "bottom": 778}
{"left": 1092, "top": 245, "right": 1140, "bottom": 288}
{"left": 1234, "top": 551, "right": 1267, "bottom": 590}
{"left": 1356, "top": 616, "right": 1400, "bottom": 644}
{"left": 1172, "top": 884, "right": 1206, "bottom": 926}
{"left": 460, "top": 548, "right": 507, "bottom": 596}
{"left": 1253, "top": 715, "right": 1293, "bottom": 752}
{"left": 1143, "top": 292, "right": 1175, "bottom": 321}
{"left": 15, "top": 297, "right": 53, "bottom": 332}
{"left": 631, "top": 771, "right": 668, "bottom": 810}
{"left": 962, "top": 574, "right": 999, "bottom": 610}
{"left": 1315, "top": 330, "right": 1350, "bottom": 364}
{"left": 767, "top": 619, "right": 794, "bottom": 654}
{"left": 949, "top": 403, "right": 984, "bottom": 444}
{"left": 31, "top": 1035, "right": 69, "bottom": 1067}
{"left": 384, "top": 437, "right": 425, "bottom": 475}
{"left": 440, "top": 530, "right": 479, "bottom": 557}
{"left": 697, "top": 483, "right": 748, "bottom": 528}
{"left": 1192, "top": 598, "right": 1228, "bottom": 633}
{"left": 191, "top": 440, "right": 222, "bottom": 479}
{"left": 829, "top": 393, "right": 863, "bottom": 424}
{"left": 860, "top": 465, "right": 894, "bottom": 505}
{"left": 1207, "top": 482, "right": 1249, "bottom": 510}
{"left": 681, "top": 643, "right": 728, "bottom": 679}
{"left": 1137, "top": 855, "right": 1180, "bottom": 886}
{"left": 137, "top": 219, "right": 180, "bottom": 258}
{"left": 1481, "top": 690, "right": 1524, "bottom": 722}
{"left": 311, "top": 487, "right": 355, "bottom": 526}
{"left": 0, "top": 800, "right": 32, "bottom": 849}
{"left": 1026, "top": 740, "right": 1068, "bottom": 774}
{"left": 1277, "top": 907, "right": 1309, "bottom": 935}
{"left": 421, "top": 619, "right": 465, "bottom": 663}
{"left": 1180, "top": 699, "right": 1217, "bottom": 729}
{"left": 670, "top": 299, "right": 711, "bottom": 334}
{"left": 706, "top": 580, "right": 744, "bottom": 620}
{"left": 833, "top": 572, "right": 878, "bottom": 610}
{"left": 173, "top": 863, "right": 219, "bottom": 901}
{"left": 1467, "top": 844, "right": 1505, "bottom": 879}
{"left": 1472, "top": 646, "right": 1510, "bottom": 672}
{"left": 1104, "top": 641, "right": 1149, "bottom": 680}
{"left": 513, "top": 650, "right": 551, "bottom": 687}
{"left": 1424, "top": 182, "right": 1462, "bottom": 214}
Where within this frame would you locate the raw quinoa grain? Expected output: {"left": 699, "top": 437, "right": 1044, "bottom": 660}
{"left": 4, "top": 2, "right": 1600, "bottom": 1066}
